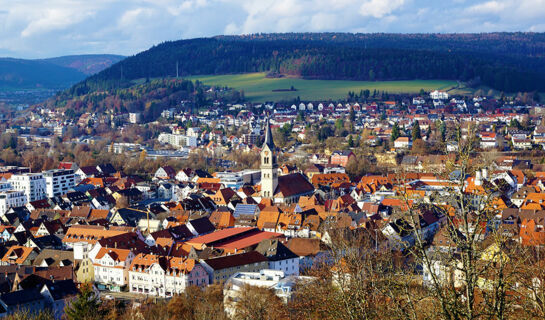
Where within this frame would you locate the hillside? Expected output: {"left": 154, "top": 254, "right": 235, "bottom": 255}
{"left": 43, "top": 54, "right": 125, "bottom": 75}
{"left": 74, "top": 32, "right": 545, "bottom": 94}
{"left": 0, "top": 58, "right": 86, "bottom": 89}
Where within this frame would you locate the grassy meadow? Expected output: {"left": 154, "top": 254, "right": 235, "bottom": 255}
{"left": 186, "top": 73, "right": 461, "bottom": 102}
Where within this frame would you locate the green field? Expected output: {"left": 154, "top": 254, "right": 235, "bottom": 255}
{"left": 187, "top": 73, "right": 461, "bottom": 102}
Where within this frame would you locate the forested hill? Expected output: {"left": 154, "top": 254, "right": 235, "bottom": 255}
{"left": 72, "top": 33, "right": 545, "bottom": 94}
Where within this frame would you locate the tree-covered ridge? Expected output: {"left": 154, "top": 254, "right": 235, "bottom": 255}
{"left": 76, "top": 33, "right": 545, "bottom": 93}
{"left": 51, "top": 78, "right": 243, "bottom": 120}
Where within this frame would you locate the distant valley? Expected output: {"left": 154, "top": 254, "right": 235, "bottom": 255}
{"left": 0, "top": 54, "right": 124, "bottom": 104}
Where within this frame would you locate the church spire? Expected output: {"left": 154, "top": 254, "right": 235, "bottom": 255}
{"left": 263, "top": 118, "right": 275, "bottom": 150}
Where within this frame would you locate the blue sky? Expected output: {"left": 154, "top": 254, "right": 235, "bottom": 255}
{"left": 1, "top": 0, "right": 545, "bottom": 59}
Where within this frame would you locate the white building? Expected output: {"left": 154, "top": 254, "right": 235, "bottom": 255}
{"left": 129, "top": 254, "right": 209, "bottom": 297}
{"left": 158, "top": 133, "right": 197, "bottom": 148}
{"left": 43, "top": 169, "right": 76, "bottom": 198}
{"left": 129, "top": 113, "right": 141, "bottom": 124}
{"left": 9, "top": 173, "right": 46, "bottom": 202}
{"left": 93, "top": 248, "right": 135, "bottom": 291}
{"left": 430, "top": 90, "right": 449, "bottom": 100}
{"left": 186, "top": 127, "right": 201, "bottom": 138}
{"left": 223, "top": 270, "right": 314, "bottom": 317}
{"left": 0, "top": 190, "right": 27, "bottom": 215}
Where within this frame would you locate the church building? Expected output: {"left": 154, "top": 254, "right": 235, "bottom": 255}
{"left": 260, "top": 119, "right": 314, "bottom": 204}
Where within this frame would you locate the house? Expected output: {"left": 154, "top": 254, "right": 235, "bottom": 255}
{"left": 154, "top": 166, "right": 176, "bottom": 180}
{"left": 394, "top": 137, "right": 412, "bottom": 149}
{"left": 209, "top": 210, "right": 236, "bottom": 229}
{"left": 62, "top": 225, "right": 134, "bottom": 249}
{"left": 1, "top": 246, "right": 38, "bottom": 266}
{"left": 93, "top": 248, "right": 135, "bottom": 291}
{"left": 128, "top": 254, "right": 208, "bottom": 297}
{"left": 40, "top": 280, "right": 79, "bottom": 320}
{"left": 0, "top": 288, "right": 46, "bottom": 316}
{"left": 175, "top": 168, "right": 194, "bottom": 182}
{"left": 480, "top": 132, "right": 498, "bottom": 149}
{"left": 255, "top": 239, "right": 300, "bottom": 275}
{"left": 330, "top": 151, "right": 355, "bottom": 167}
{"left": 201, "top": 251, "right": 269, "bottom": 284}
{"left": 110, "top": 208, "right": 152, "bottom": 227}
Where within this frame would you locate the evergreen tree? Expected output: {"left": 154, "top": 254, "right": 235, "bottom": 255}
{"left": 349, "top": 107, "right": 355, "bottom": 122}
{"left": 412, "top": 120, "right": 422, "bottom": 141}
{"left": 348, "top": 135, "right": 354, "bottom": 148}
{"left": 391, "top": 122, "right": 401, "bottom": 142}
{"left": 65, "top": 285, "right": 103, "bottom": 320}
{"left": 439, "top": 121, "right": 447, "bottom": 142}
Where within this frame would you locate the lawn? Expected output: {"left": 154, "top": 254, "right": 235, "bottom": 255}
{"left": 186, "top": 73, "right": 460, "bottom": 102}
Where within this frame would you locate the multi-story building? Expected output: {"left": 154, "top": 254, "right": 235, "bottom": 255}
{"left": 93, "top": 248, "right": 135, "bottom": 291}
{"left": 158, "top": 133, "right": 197, "bottom": 148}
{"left": 0, "top": 190, "right": 27, "bottom": 215}
{"left": 223, "top": 270, "right": 314, "bottom": 317}
{"left": 129, "top": 254, "right": 209, "bottom": 297}
{"left": 43, "top": 169, "right": 76, "bottom": 198}
{"left": 9, "top": 173, "right": 46, "bottom": 202}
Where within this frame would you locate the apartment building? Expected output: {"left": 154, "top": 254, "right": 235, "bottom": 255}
{"left": 0, "top": 190, "right": 27, "bottom": 215}
{"left": 9, "top": 173, "right": 46, "bottom": 202}
{"left": 129, "top": 254, "right": 209, "bottom": 297}
{"left": 43, "top": 169, "right": 76, "bottom": 198}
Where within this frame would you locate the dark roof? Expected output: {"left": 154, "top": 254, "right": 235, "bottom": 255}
{"left": 0, "top": 288, "right": 43, "bottom": 306}
{"left": 188, "top": 217, "right": 216, "bottom": 235}
{"left": 262, "top": 118, "right": 275, "bottom": 150}
{"left": 276, "top": 173, "right": 314, "bottom": 198}
{"left": 43, "top": 279, "right": 79, "bottom": 301}
{"left": 151, "top": 225, "right": 193, "bottom": 241}
{"left": 114, "top": 208, "right": 149, "bottom": 227}
{"left": 78, "top": 166, "right": 100, "bottom": 176}
{"left": 29, "top": 199, "right": 51, "bottom": 209}
{"left": 97, "top": 164, "right": 116, "bottom": 175}
{"left": 204, "top": 251, "right": 267, "bottom": 270}
{"left": 255, "top": 239, "right": 298, "bottom": 261}
{"left": 194, "top": 169, "right": 212, "bottom": 179}
{"left": 32, "top": 235, "right": 63, "bottom": 250}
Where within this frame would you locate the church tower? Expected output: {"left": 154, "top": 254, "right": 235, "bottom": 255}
{"left": 261, "top": 118, "right": 278, "bottom": 199}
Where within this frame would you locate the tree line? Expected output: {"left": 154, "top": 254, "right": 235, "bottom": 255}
{"left": 73, "top": 35, "right": 545, "bottom": 93}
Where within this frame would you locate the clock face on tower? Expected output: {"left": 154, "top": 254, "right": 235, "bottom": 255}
{"left": 264, "top": 151, "right": 269, "bottom": 156}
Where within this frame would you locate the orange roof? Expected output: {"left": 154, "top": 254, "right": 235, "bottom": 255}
{"left": 130, "top": 253, "right": 197, "bottom": 274}
{"left": 95, "top": 248, "right": 132, "bottom": 262}
{"left": 464, "top": 177, "right": 486, "bottom": 195}
{"left": 209, "top": 211, "right": 235, "bottom": 229}
{"left": 1, "top": 246, "right": 35, "bottom": 264}
{"left": 63, "top": 225, "right": 134, "bottom": 244}
{"left": 509, "top": 170, "right": 525, "bottom": 185}
{"left": 215, "top": 231, "right": 282, "bottom": 252}
{"left": 257, "top": 210, "right": 280, "bottom": 230}
{"left": 197, "top": 177, "right": 221, "bottom": 184}
{"left": 89, "top": 209, "right": 109, "bottom": 220}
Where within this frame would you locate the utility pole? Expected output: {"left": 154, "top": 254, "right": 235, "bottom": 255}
{"left": 176, "top": 61, "right": 179, "bottom": 78}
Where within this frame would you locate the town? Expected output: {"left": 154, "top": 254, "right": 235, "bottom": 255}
{"left": 0, "top": 85, "right": 544, "bottom": 319}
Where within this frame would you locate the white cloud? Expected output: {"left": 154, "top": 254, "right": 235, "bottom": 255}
{"left": 359, "top": 0, "right": 406, "bottom": 18}
{"left": 0, "top": 0, "right": 544, "bottom": 58}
